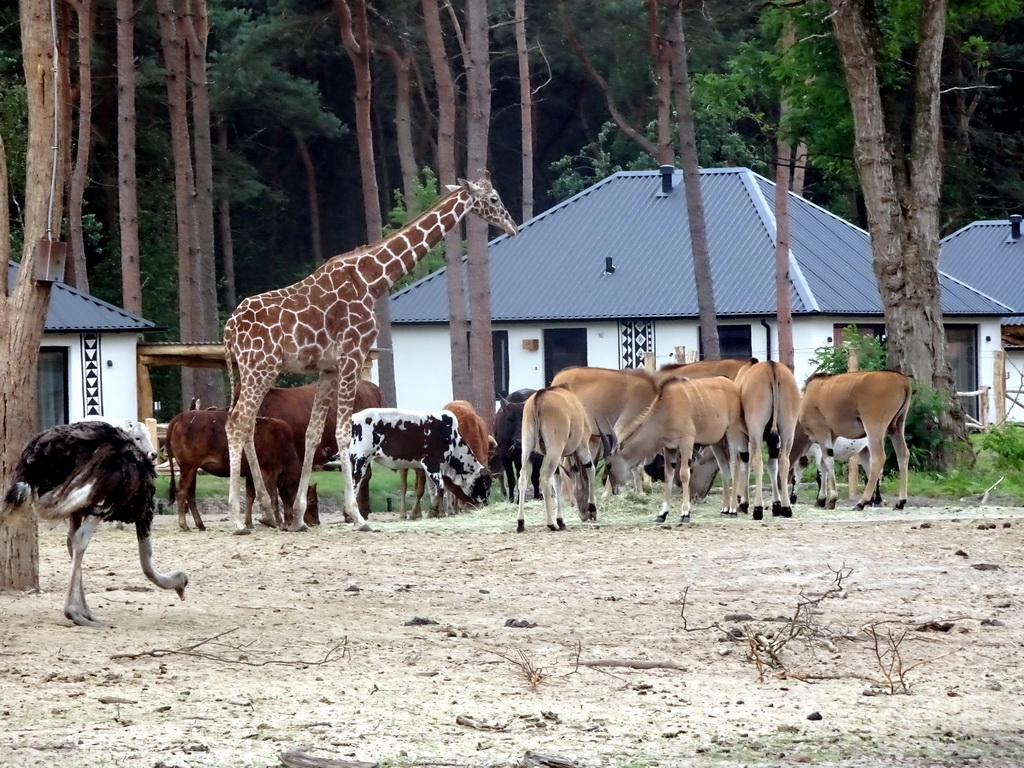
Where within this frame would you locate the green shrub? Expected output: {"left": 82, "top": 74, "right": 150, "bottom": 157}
{"left": 904, "top": 382, "right": 950, "bottom": 471}
{"left": 978, "top": 424, "right": 1024, "bottom": 473}
{"left": 807, "top": 325, "right": 887, "bottom": 374}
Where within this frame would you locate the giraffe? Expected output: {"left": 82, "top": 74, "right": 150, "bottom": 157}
{"left": 223, "top": 173, "right": 517, "bottom": 534}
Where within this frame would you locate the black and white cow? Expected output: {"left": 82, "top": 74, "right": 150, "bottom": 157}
{"left": 350, "top": 408, "right": 492, "bottom": 516}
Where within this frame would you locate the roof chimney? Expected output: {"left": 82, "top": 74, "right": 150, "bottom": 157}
{"left": 603, "top": 256, "right": 616, "bottom": 275}
{"left": 659, "top": 165, "right": 676, "bottom": 194}
{"left": 1011, "top": 214, "right": 1022, "bottom": 241}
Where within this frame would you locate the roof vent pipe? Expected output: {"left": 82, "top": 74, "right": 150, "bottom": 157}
{"left": 1011, "top": 214, "right": 1022, "bottom": 240}
{"left": 659, "top": 165, "right": 676, "bottom": 194}
{"left": 603, "top": 256, "right": 616, "bottom": 275}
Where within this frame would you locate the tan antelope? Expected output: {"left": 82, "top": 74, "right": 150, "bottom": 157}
{"left": 655, "top": 357, "right": 757, "bottom": 384}
{"left": 799, "top": 370, "right": 912, "bottom": 510}
{"left": 734, "top": 361, "right": 802, "bottom": 520}
{"left": 517, "top": 386, "right": 598, "bottom": 532}
{"left": 606, "top": 376, "right": 747, "bottom": 523}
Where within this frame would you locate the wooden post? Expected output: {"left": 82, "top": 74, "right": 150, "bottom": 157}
{"left": 644, "top": 351, "right": 657, "bottom": 371}
{"left": 674, "top": 346, "right": 687, "bottom": 364}
{"left": 137, "top": 361, "right": 154, "bottom": 421}
{"left": 994, "top": 349, "right": 1006, "bottom": 427}
{"left": 145, "top": 418, "right": 159, "bottom": 452}
{"left": 980, "top": 386, "right": 990, "bottom": 430}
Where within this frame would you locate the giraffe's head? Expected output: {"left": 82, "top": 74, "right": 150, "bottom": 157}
{"left": 451, "top": 172, "right": 518, "bottom": 237}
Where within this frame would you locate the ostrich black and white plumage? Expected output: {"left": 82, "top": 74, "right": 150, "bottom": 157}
{"left": 3, "top": 420, "right": 188, "bottom": 627}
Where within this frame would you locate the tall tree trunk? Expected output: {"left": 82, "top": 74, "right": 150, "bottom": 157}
{"left": 380, "top": 44, "right": 420, "bottom": 220}
{"left": 424, "top": 0, "right": 471, "bottom": 399}
{"left": 216, "top": 123, "right": 236, "bottom": 309}
{"left": 646, "top": 0, "right": 674, "bottom": 166}
{"left": 465, "top": 0, "right": 496, "bottom": 426}
{"left": 182, "top": 0, "right": 222, "bottom": 406}
{"left": 670, "top": 2, "right": 719, "bottom": 359}
{"left": 827, "top": 0, "right": 966, "bottom": 466}
{"left": 774, "top": 137, "right": 794, "bottom": 368}
{"left": 66, "top": 0, "right": 93, "bottom": 292}
{"left": 334, "top": 0, "right": 397, "bottom": 406}
{"left": 514, "top": 0, "right": 534, "bottom": 221}
{"left": 157, "top": 0, "right": 202, "bottom": 406}
{"left": 116, "top": 0, "right": 142, "bottom": 314}
{"left": 1, "top": 0, "right": 66, "bottom": 592}
{"left": 293, "top": 129, "right": 324, "bottom": 266}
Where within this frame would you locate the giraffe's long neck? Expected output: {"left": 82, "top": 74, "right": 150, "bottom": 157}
{"left": 361, "top": 190, "right": 471, "bottom": 292}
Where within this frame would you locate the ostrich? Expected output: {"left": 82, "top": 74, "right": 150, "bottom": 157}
{"left": 2, "top": 421, "right": 188, "bottom": 627}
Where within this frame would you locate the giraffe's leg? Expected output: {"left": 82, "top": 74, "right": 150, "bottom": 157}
{"left": 334, "top": 367, "right": 371, "bottom": 532}
{"left": 288, "top": 375, "right": 336, "bottom": 532}
{"left": 226, "top": 377, "right": 273, "bottom": 535}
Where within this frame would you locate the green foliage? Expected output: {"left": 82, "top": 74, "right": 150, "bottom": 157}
{"left": 549, "top": 123, "right": 657, "bottom": 203}
{"left": 904, "top": 383, "right": 950, "bottom": 471}
{"left": 387, "top": 168, "right": 446, "bottom": 291}
{"left": 978, "top": 424, "right": 1024, "bottom": 473}
{"left": 807, "top": 326, "right": 888, "bottom": 374}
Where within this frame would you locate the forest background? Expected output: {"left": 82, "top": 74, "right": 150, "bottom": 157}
{"left": 1, "top": 0, "right": 1022, "bottom": 422}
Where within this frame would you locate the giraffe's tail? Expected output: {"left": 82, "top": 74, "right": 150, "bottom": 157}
{"left": 224, "top": 335, "right": 239, "bottom": 410}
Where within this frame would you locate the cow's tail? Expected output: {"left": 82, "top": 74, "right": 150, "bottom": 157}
{"left": 165, "top": 423, "right": 178, "bottom": 503}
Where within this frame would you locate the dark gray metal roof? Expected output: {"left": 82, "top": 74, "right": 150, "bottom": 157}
{"left": 390, "top": 167, "right": 1009, "bottom": 323}
{"left": 939, "top": 218, "right": 1024, "bottom": 322}
{"left": 7, "top": 261, "right": 160, "bottom": 333}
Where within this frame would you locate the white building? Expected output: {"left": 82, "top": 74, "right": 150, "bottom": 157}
{"left": 389, "top": 167, "right": 1008, "bottom": 422}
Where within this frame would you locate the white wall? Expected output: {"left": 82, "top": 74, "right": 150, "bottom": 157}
{"left": 392, "top": 316, "right": 1009, "bottom": 424}
{"left": 45, "top": 332, "right": 141, "bottom": 423}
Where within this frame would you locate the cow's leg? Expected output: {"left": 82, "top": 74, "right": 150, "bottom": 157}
{"left": 413, "top": 469, "right": 427, "bottom": 518}
{"left": 398, "top": 468, "right": 410, "bottom": 519}
{"left": 174, "top": 465, "right": 197, "bottom": 532}
{"left": 244, "top": 478, "right": 258, "bottom": 528}
{"left": 64, "top": 513, "right": 102, "bottom": 627}
{"left": 426, "top": 471, "right": 446, "bottom": 518}
{"left": 504, "top": 456, "right": 519, "bottom": 503}
{"left": 857, "top": 431, "right": 890, "bottom": 511}
{"left": 577, "top": 442, "right": 598, "bottom": 521}
{"left": 820, "top": 438, "right": 839, "bottom": 509}
{"left": 186, "top": 472, "right": 205, "bottom": 531}
{"left": 654, "top": 449, "right": 677, "bottom": 524}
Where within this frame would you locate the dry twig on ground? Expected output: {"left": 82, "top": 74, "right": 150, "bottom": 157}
{"left": 110, "top": 628, "right": 348, "bottom": 668}
{"left": 487, "top": 647, "right": 550, "bottom": 689}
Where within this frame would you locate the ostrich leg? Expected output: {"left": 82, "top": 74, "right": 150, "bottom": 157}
{"left": 64, "top": 514, "right": 102, "bottom": 627}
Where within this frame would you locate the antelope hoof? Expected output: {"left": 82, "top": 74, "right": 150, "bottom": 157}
{"left": 752, "top": 507, "right": 764, "bottom": 521}
{"left": 780, "top": 506, "right": 793, "bottom": 518}
{"left": 517, "top": 520, "right": 526, "bottom": 533}
{"left": 815, "top": 499, "right": 826, "bottom": 508}
{"left": 178, "top": 524, "right": 190, "bottom": 532}
{"left": 196, "top": 522, "right": 207, "bottom": 531}
{"left": 894, "top": 499, "right": 907, "bottom": 511}
{"left": 872, "top": 500, "right": 883, "bottom": 508}
{"left": 789, "top": 492, "right": 798, "bottom": 504}
{"left": 771, "top": 501, "right": 782, "bottom": 516}
{"left": 557, "top": 518, "right": 566, "bottom": 530}
{"left": 854, "top": 502, "right": 866, "bottom": 511}
{"left": 678, "top": 514, "right": 691, "bottom": 524}
{"left": 548, "top": 524, "right": 559, "bottom": 531}
{"left": 357, "top": 523, "right": 373, "bottom": 532}
{"left": 232, "top": 527, "right": 252, "bottom": 536}
{"left": 738, "top": 502, "right": 749, "bottom": 515}
{"left": 258, "top": 516, "right": 278, "bottom": 528}
{"left": 654, "top": 513, "right": 668, "bottom": 524}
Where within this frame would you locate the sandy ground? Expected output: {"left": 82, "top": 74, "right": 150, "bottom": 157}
{"left": 1, "top": 487, "right": 1023, "bottom": 768}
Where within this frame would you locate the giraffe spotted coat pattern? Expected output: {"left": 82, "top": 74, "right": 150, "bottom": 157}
{"left": 223, "top": 173, "right": 517, "bottom": 533}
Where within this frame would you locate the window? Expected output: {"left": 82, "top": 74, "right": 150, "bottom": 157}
{"left": 700, "top": 325, "right": 751, "bottom": 360}
{"left": 945, "top": 325, "right": 978, "bottom": 420}
{"left": 832, "top": 323, "right": 885, "bottom": 345}
{"left": 493, "top": 330, "right": 509, "bottom": 399}
{"left": 38, "top": 347, "right": 69, "bottom": 430}
{"left": 543, "top": 328, "right": 587, "bottom": 384}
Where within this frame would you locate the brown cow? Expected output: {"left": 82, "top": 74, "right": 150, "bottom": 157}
{"left": 517, "top": 386, "right": 597, "bottom": 532}
{"left": 606, "top": 376, "right": 746, "bottom": 523}
{"left": 734, "top": 361, "right": 802, "bottom": 520}
{"left": 166, "top": 410, "right": 318, "bottom": 532}
{"left": 799, "top": 370, "right": 912, "bottom": 510}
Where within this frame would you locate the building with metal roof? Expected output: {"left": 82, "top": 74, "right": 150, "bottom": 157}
{"left": 8, "top": 261, "right": 160, "bottom": 427}
{"left": 387, "top": 167, "right": 1009, "bottom": 420}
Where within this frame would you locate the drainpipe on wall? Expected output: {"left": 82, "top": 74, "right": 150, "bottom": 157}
{"left": 760, "top": 318, "right": 773, "bottom": 362}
